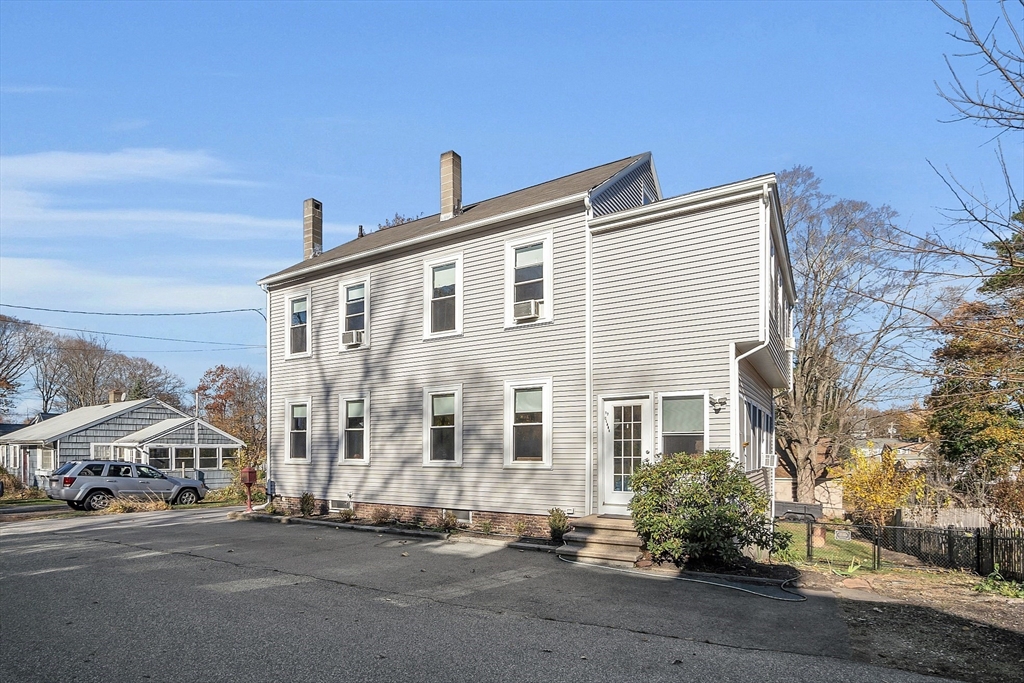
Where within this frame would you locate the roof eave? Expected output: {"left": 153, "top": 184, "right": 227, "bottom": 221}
{"left": 258, "top": 191, "right": 589, "bottom": 288}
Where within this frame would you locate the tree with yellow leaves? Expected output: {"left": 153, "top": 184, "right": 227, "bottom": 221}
{"left": 842, "top": 445, "right": 925, "bottom": 528}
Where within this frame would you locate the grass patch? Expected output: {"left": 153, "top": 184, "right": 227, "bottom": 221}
{"left": 101, "top": 496, "right": 172, "bottom": 514}
{"left": 973, "top": 565, "right": 1024, "bottom": 599}
{"left": 775, "top": 521, "right": 877, "bottom": 567}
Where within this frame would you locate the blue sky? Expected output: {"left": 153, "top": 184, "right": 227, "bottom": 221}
{"left": 0, "top": 0, "right": 1019, "bottom": 414}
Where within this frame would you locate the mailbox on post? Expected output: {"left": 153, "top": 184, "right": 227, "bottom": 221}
{"left": 241, "top": 466, "right": 258, "bottom": 512}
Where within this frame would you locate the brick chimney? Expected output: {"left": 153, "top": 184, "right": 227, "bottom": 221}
{"left": 303, "top": 198, "right": 323, "bottom": 259}
{"left": 108, "top": 390, "right": 125, "bottom": 404}
{"left": 440, "top": 151, "right": 462, "bottom": 221}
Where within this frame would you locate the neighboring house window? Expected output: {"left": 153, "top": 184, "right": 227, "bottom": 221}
{"left": 504, "top": 378, "right": 553, "bottom": 467}
{"left": 149, "top": 447, "right": 170, "bottom": 469}
{"left": 341, "top": 397, "right": 368, "bottom": 463}
{"left": 340, "top": 279, "right": 368, "bottom": 348}
{"left": 504, "top": 233, "right": 553, "bottom": 327}
{"left": 660, "top": 394, "right": 706, "bottom": 457}
{"left": 92, "top": 444, "right": 114, "bottom": 459}
{"left": 287, "top": 401, "right": 311, "bottom": 461}
{"left": 423, "top": 254, "right": 463, "bottom": 337}
{"left": 221, "top": 448, "right": 238, "bottom": 469}
{"left": 199, "top": 448, "right": 218, "bottom": 469}
{"left": 423, "top": 387, "right": 462, "bottom": 466}
{"left": 174, "top": 447, "right": 195, "bottom": 470}
{"left": 286, "top": 291, "right": 311, "bottom": 357}
{"left": 40, "top": 448, "right": 55, "bottom": 470}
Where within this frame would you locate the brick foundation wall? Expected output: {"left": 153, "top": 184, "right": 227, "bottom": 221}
{"left": 271, "top": 496, "right": 551, "bottom": 538}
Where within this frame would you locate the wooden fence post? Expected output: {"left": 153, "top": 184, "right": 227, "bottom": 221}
{"left": 806, "top": 520, "right": 813, "bottom": 562}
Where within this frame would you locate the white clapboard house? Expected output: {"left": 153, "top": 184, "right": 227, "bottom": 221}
{"left": 259, "top": 151, "right": 795, "bottom": 541}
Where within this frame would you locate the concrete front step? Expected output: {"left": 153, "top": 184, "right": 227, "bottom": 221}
{"left": 555, "top": 543, "right": 643, "bottom": 566}
{"left": 558, "top": 514, "right": 645, "bottom": 567}
{"left": 563, "top": 528, "right": 643, "bottom": 548}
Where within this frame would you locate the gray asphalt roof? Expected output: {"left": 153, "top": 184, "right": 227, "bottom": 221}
{"left": 0, "top": 399, "right": 154, "bottom": 444}
{"left": 261, "top": 153, "right": 646, "bottom": 284}
{"left": 114, "top": 417, "right": 194, "bottom": 445}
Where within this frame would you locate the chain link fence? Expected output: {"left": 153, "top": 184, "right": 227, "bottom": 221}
{"left": 774, "top": 520, "right": 1024, "bottom": 581}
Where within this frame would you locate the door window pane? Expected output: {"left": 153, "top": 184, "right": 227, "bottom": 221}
{"left": 290, "top": 297, "right": 308, "bottom": 353}
{"left": 613, "top": 404, "right": 643, "bottom": 492}
{"left": 513, "top": 388, "right": 544, "bottom": 462}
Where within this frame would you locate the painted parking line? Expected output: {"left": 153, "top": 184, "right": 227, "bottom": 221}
{"left": 413, "top": 567, "right": 552, "bottom": 600}
{"left": 201, "top": 575, "right": 317, "bottom": 593}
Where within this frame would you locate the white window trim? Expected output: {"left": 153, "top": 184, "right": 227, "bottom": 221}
{"left": 339, "top": 393, "right": 370, "bottom": 466}
{"left": 422, "top": 252, "right": 464, "bottom": 339}
{"left": 145, "top": 445, "right": 172, "bottom": 468}
{"left": 285, "top": 397, "right": 312, "bottom": 464}
{"left": 422, "top": 385, "right": 463, "bottom": 467}
{"left": 504, "top": 232, "right": 554, "bottom": 328}
{"left": 284, "top": 288, "right": 313, "bottom": 359}
{"left": 218, "top": 446, "right": 240, "bottom": 470}
{"left": 338, "top": 277, "right": 370, "bottom": 351}
{"left": 90, "top": 443, "right": 117, "bottom": 460}
{"left": 657, "top": 391, "right": 710, "bottom": 458}
{"left": 503, "top": 377, "right": 553, "bottom": 468}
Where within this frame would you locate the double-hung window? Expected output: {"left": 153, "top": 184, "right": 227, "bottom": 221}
{"left": 287, "top": 400, "right": 310, "bottom": 462}
{"left": 660, "top": 393, "right": 707, "bottom": 457}
{"left": 340, "top": 279, "right": 368, "bottom": 348}
{"left": 742, "top": 400, "right": 775, "bottom": 470}
{"left": 423, "top": 386, "right": 462, "bottom": 466}
{"left": 423, "top": 254, "right": 463, "bottom": 338}
{"left": 504, "top": 233, "right": 553, "bottom": 327}
{"left": 341, "top": 396, "right": 369, "bottom": 463}
{"left": 286, "top": 291, "right": 311, "bottom": 357}
{"left": 504, "top": 378, "right": 552, "bottom": 467}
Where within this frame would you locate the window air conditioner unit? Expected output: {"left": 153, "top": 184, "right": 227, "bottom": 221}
{"left": 784, "top": 336, "right": 796, "bottom": 351}
{"left": 342, "top": 330, "right": 364, "bottom": 346}
{"left": 513, "top": 300, "right": 540, "bottom": 321}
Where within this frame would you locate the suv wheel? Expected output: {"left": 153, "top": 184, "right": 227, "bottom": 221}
{"left": 85, "top": 490, "right": 112, "bottom": 511}
{"left": 175, "top": 489, "right": 199, "bottom": 506}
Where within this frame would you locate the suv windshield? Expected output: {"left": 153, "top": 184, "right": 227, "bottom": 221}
{"left": 53, "top": 463, "right": 75, "bottom": 476}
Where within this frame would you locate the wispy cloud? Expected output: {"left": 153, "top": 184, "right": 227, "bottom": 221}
{"left": 0, "top": 85, "right": 73, "bottom": 94}
{"left": 0, "top": 257, "right": 264, "bottom": 312}
{"left": 0, "top": 148, "right": 235, "bottom": 186}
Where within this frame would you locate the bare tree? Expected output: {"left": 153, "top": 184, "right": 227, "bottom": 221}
{"left": 31, "top": 329, "right": 68, "bottom": 413}
{"left": 57, "top": 336, "right": 116, "bottom": 410}
{"left": 196, "top": 365, "right": 267, "bottom": 470}
{"left": 0, "top": 315, "right": 42, "bottom": 415}
{"left": 377, "top": 212, "right": 423, "bottom": 230}
{"left": 775, "top": 167, "right": 938, "bottom": 503}
{"left": 109, "top": 355, "right": 187, "bottom": 409}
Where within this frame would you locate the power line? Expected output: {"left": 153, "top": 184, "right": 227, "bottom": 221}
{"left": 7, "top": 319, "right": 263, "bottom": 348}
{"left": 0, "top": 303, "right": 267, "bottom": 321}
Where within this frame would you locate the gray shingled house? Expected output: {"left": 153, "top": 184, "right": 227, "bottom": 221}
{"left": 0, "top": 397, "right": 244, "bottom": 489}
{"left": 258, "top": 151, "right": 795, "bottom": 560}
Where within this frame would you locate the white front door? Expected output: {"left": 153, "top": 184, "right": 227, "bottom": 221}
{"left": 599, "top": 397, "right": 653, "bottom": 515}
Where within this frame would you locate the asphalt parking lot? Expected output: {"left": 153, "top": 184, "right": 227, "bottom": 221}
{"left": 0, "top": 508, "right": 954, "bottom": 682}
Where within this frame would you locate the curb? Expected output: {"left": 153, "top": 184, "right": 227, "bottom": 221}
{"left": 508, "top": 541, "right": 559, "bottom": 553}
{"left": 640, "top": 566, "right": 791, "bottom": 586}
{"left": 227, "top": 511, "right": 449, "bottom": 540}
{"left": 0, "top": 504, "right": 66, "bottom": 515}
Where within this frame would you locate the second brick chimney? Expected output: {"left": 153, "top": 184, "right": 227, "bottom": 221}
{"left": 303, "top": 198, "right": 323, "bottom": 259}
{"left": 440, "top": 151, "right": 462, "bottom": 221}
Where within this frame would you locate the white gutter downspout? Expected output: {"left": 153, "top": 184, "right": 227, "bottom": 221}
{"left": 252, "top": 284, "right": 272, "bottom": 512}
{"left": 584, "top": 195, "right": 594, "bottom": 516}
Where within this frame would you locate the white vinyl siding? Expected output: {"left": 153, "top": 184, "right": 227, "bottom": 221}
{"left": 266, "top": 207, "right": 589, "bottom": 515}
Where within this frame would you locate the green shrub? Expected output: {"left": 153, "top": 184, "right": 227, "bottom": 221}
{"left": 548, "top": 507, "right": 570, "bottom": 541}
{"left": 333, "top": 508, "right": 354, "bottom": 522}
{"left": 299, "top": 491, "right": 315, "bottom": 517}
{"left": 628, "top": 450, "right": 791, "bottom": 569}
{"left": 478, "top": 519, "right": 494, "bottom": 534}
{"left": 973, "top": 564, "right": 1024, "bottom": 599}
{"left": 370, "top": 506, "right": 393, "bottom": 525}
{"left": 512, "top": 519, "right": 527, "bottom": 537}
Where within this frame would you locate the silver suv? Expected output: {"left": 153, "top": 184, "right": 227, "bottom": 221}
{"left": 46, "top": 461, "right": 208, "bottom": 511}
